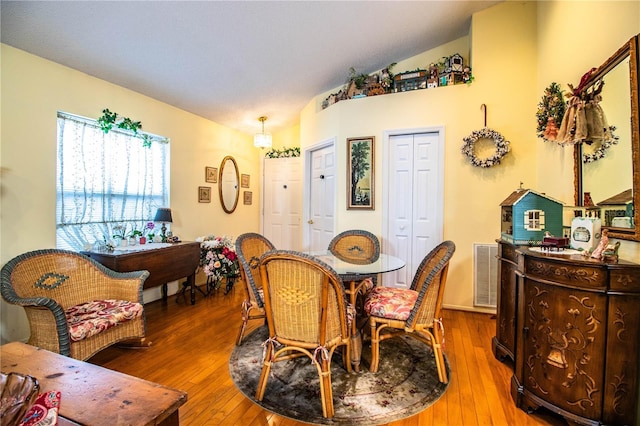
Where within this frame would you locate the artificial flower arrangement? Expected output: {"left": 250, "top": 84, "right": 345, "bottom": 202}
{"left": 142, "top": 221, "right": 155, "bottom": 242}
{"left": 196, "top": 234, "right": 240, "bottom": 289}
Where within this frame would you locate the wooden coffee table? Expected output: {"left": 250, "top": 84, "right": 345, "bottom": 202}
{"left": 0, "top": 342, "right": 187, "bottom": 425}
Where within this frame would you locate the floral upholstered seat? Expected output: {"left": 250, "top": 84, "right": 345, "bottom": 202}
{"left": 66, "top": 299, "right": 144, "bottom": 341}
{"left": 364, "top": 287, "right": 418, "bottom": 321}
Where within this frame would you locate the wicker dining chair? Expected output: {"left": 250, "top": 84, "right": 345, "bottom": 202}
{"left": 328, "top": 229, "right": 380, "bottom": 310}
{"left": 234, "top": 233, "right": 275, "bottom": 345}
{"left": 255, "top": 250, "right": 352, "bottom": 419}
{"left": 364, "top": 240, "right": 455, "bottom": 383}
{"left": 0, "top": 249, "right": 149, "bottom": 361}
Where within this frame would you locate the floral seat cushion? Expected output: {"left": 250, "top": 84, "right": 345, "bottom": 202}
{"left": 364, "top": 287, "right": 418, "bottom": 321}
{"left": 65, "top": 299, "right": 143, "bottom": 342}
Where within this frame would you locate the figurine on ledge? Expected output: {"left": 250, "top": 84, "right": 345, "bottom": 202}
{"left": 590, "top": 229, "right": 609, "bottom": 259}
{"left": 589, "top": 229, "right": 620, "bottom": 262}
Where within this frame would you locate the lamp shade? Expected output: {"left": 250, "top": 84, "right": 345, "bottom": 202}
{"left": 154, "top": 207, "right": 173, "bottom": 223}
{"left": 254, "top": 116, "right": 273, "bottom": 149}
{"left": 254, "top": 133, "right": 272, "bottom": 149}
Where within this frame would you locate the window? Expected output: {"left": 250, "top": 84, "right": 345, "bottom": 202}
{"left": 523, "top": 209, "right": 545, "bottom": 231}
{"left": 56, "top": 112, "right": 169, "bottom": 250}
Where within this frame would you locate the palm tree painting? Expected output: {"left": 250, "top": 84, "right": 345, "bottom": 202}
{"left": 347, "top": 137, "right": 374, "bottom": 209}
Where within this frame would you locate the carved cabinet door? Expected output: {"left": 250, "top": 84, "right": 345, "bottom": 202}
{"left": 521, "top": 279, "right": 607, "bottom": 420}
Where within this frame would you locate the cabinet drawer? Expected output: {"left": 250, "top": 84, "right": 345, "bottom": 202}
{"left": 499, "top": 241, "right": 519, "bottom": 263}
{"left": 609, "top": 267, "right": 640, "bottom": 292}
{"left": 524, "top": 257, "right": 607, "bottom": 290}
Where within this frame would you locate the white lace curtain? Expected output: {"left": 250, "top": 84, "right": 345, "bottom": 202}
{"left": 56, "top": 112, "right": 169, "bottom": 250}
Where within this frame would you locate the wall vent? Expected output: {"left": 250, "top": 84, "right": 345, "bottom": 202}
{"left": 473, "top": 243, "right": 498, "bottom": 308}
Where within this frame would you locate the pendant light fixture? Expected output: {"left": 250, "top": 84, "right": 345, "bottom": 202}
{"left": 254, "top": 116, "right": 272, "bottom": 149}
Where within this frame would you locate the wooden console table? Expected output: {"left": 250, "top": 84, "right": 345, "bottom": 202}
{"left": 82, "top": 241, "right": 201, "bottom": 305}
{"left": 1, "top": 342, "right": 187, "bottom": 426}
{"left": 493, "top": 240, "right": 640, "bottom": 425}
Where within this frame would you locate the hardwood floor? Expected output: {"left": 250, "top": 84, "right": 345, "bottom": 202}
{"left": 90, "top": 284, "right": 567, "bottom": 425}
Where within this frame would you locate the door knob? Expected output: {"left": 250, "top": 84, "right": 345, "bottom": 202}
{"left": 308, "top": 220, "right": 314, "bottom": 224}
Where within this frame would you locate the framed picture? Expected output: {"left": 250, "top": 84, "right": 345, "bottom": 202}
{"left": 241, "top": 174, "right": 250, "bottom": 188}
{"left": 205, "top": 167, "right": 218, "bottom": 183}
{"left": 198, "top": 186, "right": 211, "bottom": 203}
{"left": 347, "top": 136, "right": 374, "bottom": 210}
{"left": 243, "top": 191, "right": 253, "bottom": 205}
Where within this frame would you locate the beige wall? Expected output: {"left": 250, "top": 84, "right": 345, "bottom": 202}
{"left": 0, "top": 45, "right": 262, "bottom": 342}
{"left": 301, "top": 0, "right": 640, "bottom": 311}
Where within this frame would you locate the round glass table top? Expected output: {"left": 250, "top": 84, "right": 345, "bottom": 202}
{"left": 308, "top": 251, "right": 405, "bottom": 276}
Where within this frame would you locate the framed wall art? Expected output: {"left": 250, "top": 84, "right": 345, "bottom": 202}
{"left": 241, "top": 174, "right": 250, "bottom": 188}
{"left": 198, "top": 186, "right": 211, "bottom": 203}
{"left": 243, "top": 191, "right": 253, "bottom": 205}
{"left": 205, "top": 167, "right": 218, "bottom": 183}
{"left": 347, "top": 136, "right": 374, "bottom": 210}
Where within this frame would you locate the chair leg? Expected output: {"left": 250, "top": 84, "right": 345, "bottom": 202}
{"left": 318, "top": 358, "right": 334, "bottom": 418}
{"left": 369, "top": 319, "right": 380, "bottom": 373}
{"left": 432, "top": 332, "right": 448, "bottom": 384}
{"left": 255, "top": 344, "right": 274, "bottom": 401}
{"left": 235, "top": 301, "right": 250, "bottom": 346}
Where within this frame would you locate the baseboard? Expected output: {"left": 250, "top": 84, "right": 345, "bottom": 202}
{"left": 442, "top": 303, "right": 496, "bottom": 315}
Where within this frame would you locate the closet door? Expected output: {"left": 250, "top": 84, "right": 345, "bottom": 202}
{"left": 263, "top": 157, "right": 302, "bottom": 250}
{"left": 384, "top": 132, "right": 443, "bottom": 288}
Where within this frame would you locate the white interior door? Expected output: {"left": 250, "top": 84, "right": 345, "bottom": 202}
{"left": 384, "top": 131, "right": 443, "bottom": 288}
{"left": 307, "top": 143, "right": 335, "bottom": 252}
{"left": 262, "top": 157, "right": 302, "bottom": 250}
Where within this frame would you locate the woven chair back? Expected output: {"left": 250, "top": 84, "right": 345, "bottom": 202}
{"left": 405, "top": 241, "right": 456, "bottom": 328}
{"left": 1, "top": 249, "right": 143, "bottom": 310}
{"left": 328, "top": 229, "right": 380, "bottom": 265}
{"left": 259, "top": 250, "right": 349, "bottom": 347}
{"left": 235, "top": 233, "right": 275, "bottom": 308}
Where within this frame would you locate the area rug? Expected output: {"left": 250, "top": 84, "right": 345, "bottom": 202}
{"left": 229, "top": 326, "right": 449, "bottom": 425}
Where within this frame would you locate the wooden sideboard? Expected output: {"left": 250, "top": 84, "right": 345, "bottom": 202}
{"left": 82, "top": 242, "right": 201, "bottom": 304}
{"left": 493, "top": 240, "right": 640, "bottom": 425}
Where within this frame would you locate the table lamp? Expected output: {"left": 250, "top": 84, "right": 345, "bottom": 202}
{"left": 154, "top": 208, "right": 173, "bottom": 242}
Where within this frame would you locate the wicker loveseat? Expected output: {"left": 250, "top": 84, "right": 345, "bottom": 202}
{"left": 1, "top": 249, "right": 149, "bottom": 360}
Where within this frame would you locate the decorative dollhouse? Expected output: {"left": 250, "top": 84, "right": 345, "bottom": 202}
{"left": 500, "top": 188, "right": 564, "bottom": 245}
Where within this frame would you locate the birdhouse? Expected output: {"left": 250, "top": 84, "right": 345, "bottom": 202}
{"left": 449, "top": 53, "right": 464, "bottom": 72}
{"left": 500, "top": 188, "right": 564, "bottom": 245}
{"left": 394, "top": 70, "right": 428, "bottom": 92}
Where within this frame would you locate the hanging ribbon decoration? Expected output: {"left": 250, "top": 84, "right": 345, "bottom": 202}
{"left": 555, "top": 68, "right": 619, "bottom": 161}
{"left": 461, "top": 104, "right": 511, "bottom": 168}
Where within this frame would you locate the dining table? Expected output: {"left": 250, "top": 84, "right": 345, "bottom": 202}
{"left": 308, "top": 251, "right": 406, "bottom": 372}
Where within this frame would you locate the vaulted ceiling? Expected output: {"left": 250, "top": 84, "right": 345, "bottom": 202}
{"left": 1, "top": 1, "right": 502, "bottom": 135}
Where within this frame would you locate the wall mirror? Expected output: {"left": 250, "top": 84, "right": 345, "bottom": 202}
{"left": 575, "top": 34, "right": 639, "bottom": 241}
{"left": 219, "top": 155, "right": 239, "bottom": 214}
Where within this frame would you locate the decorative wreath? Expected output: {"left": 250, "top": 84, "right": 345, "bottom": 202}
{"left": 583, "top": 126, "right": 619, "bottom": 163}
{"left": 461, "top": 127, "right": 510, "bottom": 168}
{"left": 536, "top": 82, "right": 566, "bottom": 143}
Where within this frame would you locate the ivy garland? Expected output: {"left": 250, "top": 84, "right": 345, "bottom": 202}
{"left": 97, "top": 109, "right": 164, "bottom": 147}
{"left": 264, "top": 146, "right": 301, "bottom": 159}
{"left": 461, "top": 127, "right": 510, "bottom": 168}
{"left": 536, "top": 82, "right": 566, "bottom": 143}
{"left": 583, "top": 126, "right": 619, "bottom": 163}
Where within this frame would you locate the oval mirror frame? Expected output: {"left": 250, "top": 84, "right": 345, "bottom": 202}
{"left": 219, "top": 155, "right": 239, "bottom": 214}
{"left": 574, "top": 34, "right": 640, "bottom": 242}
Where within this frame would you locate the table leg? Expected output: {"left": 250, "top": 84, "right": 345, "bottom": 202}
{"left": 347, "top": 280, "right": 362, "bottom": 372}
{"left": 162, "top": 283, "right": 168, "bottom": 301}
{"left": 186, "top": 273, "right": 196, "bottom": 305}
